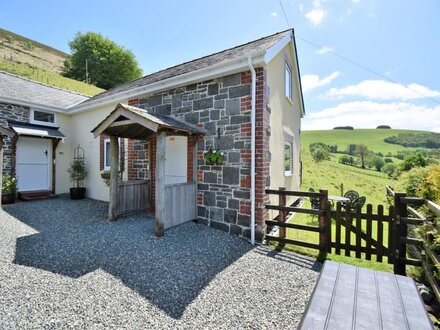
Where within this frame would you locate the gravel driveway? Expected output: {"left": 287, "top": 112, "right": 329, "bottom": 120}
{"left": 0, "top": 196, "right": 320, "bottom": 329}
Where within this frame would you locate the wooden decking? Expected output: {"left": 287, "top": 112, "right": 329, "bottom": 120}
{"left": 299, "top": 261, "right": 433, "bottom": 330}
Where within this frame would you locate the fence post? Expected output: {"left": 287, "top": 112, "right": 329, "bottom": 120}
{"left": 318, "top": 189, "right": 329, "bottom": 261}
{"left": 393, "top": 192, "right": 407, "bottom": 275}
{"left": 276, "top": 187, "right": 286, "bottom": 251}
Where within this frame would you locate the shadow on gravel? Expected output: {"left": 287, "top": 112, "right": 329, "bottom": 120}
{"left": 7, "top": 196, "right": 253, "bottom": 319}
{"left": 254, "top": 246, "right": 322, "bottom": 272}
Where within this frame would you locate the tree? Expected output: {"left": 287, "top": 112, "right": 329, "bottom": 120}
{"left": 63, "top": 32, "right": 143, "bottom": 89}
{"left": 382, "top": 163, "right": 397, "bottom": 178}
{"left": 399, "top": 153, "right": 428, "bottom": 172}
{"left": 309, "top": 143, "right": 330, "bottom": 163}
{"left": 354, "top": 144, "right": 369, "bottom": 168}
{"left": 372, "top": 156, "right": 385, "bottom": 171}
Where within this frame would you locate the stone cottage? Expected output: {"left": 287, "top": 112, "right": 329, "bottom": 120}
{"left": 0, "top": 29, "right": 305, "bottom": 243}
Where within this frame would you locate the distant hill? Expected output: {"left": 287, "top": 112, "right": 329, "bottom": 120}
{"left": 0, "top": 28, "right": 103, "bottom": 96}
{"left": 302, "top": 129, "right": 435, "bottom": 156}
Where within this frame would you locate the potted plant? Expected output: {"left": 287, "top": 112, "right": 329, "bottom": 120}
{"left": 67, "top": 159, "right": 88, "bottom": 199}
{"left": 100, "top": 170, "right": 110, "bottom": 187}
{"left": 204, "top": 148, "right": 224, "bottom": 165}
{"left": 2, "top": 175, "right": 17, "bottom": 204}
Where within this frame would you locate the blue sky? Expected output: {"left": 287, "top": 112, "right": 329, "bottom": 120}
{"left": 2, "top": 0, "right": 440, "bottom": 131}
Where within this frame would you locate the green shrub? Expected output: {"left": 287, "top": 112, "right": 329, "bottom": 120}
{"left": 5, "top": 35, "right": 14, "bottom": 43}
{"left": 2, "top": 175, "right": 17, "bottom": 194}
{"left": 309, "top": 143, "right": 330, "bottom": 163}
{"left": 399, "top": 152, "right": 428, "bottom": 172}
{"left": 384, "top": 158, "right": 393, "bottom": 163}
{"left": 382, "top": 163, "right": 397, "bottom": 178}
{"left": 339, "top": 154, "right": 354, "bottom": 165}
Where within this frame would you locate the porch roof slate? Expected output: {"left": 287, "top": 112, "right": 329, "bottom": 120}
{"left": 79, "top": 29, "right": 292, "bottom": 106}
{"left": 0, "top": 71, "right": 89, "bottom": 108}
{"left": 91, "top": 103, "right": 205, "bottom": 138}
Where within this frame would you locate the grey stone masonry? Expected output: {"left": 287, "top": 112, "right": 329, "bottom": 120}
{"left": 135, "top": 71, "right": 257, "bottom": 238}
{"left": 0, "top": 103, "right": 30, "bottom": 176}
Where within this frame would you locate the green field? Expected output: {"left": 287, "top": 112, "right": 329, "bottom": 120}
{"left": 276, "top": 128, "right": 436, "bottom": 272}
{"left": 302, "top": 128, "right": 428, "bottom": 155}
{"left": 281, "top": 148, "right": 395, "bottom": 271}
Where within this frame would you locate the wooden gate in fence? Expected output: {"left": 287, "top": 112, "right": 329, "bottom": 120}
{"left": 265, "top": 188, "right": 437, "bottom": 270}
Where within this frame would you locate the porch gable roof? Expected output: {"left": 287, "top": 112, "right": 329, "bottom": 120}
{"left": 91, "top": 103, "right": 205, "bottom": 139}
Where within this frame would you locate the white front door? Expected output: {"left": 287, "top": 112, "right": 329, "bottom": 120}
{"left": 165, "top": 136, "right": 187, "bottom": 185}
{"left": 16, "top": 137, "right": 51, "bottom": 191}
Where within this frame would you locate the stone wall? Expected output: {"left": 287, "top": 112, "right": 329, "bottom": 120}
{"left": 130, "top": 68, "right": 271, "bottom": 239}
{"left": 0, "top": 103, "right": 30, "bottom": 176}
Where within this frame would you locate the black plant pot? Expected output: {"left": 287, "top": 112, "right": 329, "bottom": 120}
{"left": 70, "top": 187, "right": 86, "bottom": 200}
{"left": 2, "top": 193, "right": 16, "bottom": 204}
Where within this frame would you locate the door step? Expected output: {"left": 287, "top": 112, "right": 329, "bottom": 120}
{"left": 18, "top": 190, "right": 56, "bottom": 202}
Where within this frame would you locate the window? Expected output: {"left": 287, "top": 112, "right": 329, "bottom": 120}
{"left": 31, "top": 109, "right": 56, "bottom": 126}
{"left": 285, "top": 63, "right": 292, "bottom": 100}
{"left": 104, "top": 138, "right": 111, "bottom": 170}
{"left": 284, "top": 142, "right": 293, "bottom": 176}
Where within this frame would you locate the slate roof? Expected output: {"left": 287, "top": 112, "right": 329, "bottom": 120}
{"left": 0, "top": 71, "right": 89, "bottom": 108}
{"left": 81, "top": 29, "right": 292, "bottom": 105}
{"left": 8, "top": 120, "right": 66, "bottom": 138}
{"left": 92, "top": 103, "right": 205, "bottom": 136}
{"left": 121, "top": 104, "right": 205, "bottom": 134}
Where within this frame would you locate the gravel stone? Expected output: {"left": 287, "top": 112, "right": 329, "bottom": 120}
{"left": 0, "top": 196, "right": 320, "bottom": 329}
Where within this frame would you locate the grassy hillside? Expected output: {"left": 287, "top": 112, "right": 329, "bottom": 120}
{"left": 302, "top": 128, "right": 428, "bottom": 155}
{"left": 277, "top": 128, "right": 440, "bottom": 272}
{"left": 0, "top": 28, "right": 104, "bottom": 96}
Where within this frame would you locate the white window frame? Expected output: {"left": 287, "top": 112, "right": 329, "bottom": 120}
{"left": 30, "top": 109, "right": 57, "bottom": 127}
{"left": 103, "top": 138, "right": 111, "bottom": 170}
{"left": 284, "top": 142, "right": 293, "bottom": 177}
{"left": 285, "top": 63, "right": 293, "bottom": 101}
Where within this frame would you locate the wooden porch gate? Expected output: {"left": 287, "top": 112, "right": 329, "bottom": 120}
{"left": 117, "top": 180, "right": 150, "bottom": 216}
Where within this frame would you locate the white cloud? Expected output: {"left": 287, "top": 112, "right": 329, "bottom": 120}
{"left": 270, "top": 11, "right": 278, "bottom": 17}
{"left": 317, "top": 46, "right": 334, "bottom": 55}
{"left": 325, "top": 80, "right": 440, "bottom": 101}
{"left": 298, "top": 4, "right": 304, "bottom": 14}
{"left": 302, "top": 71, "right": 340, "bottom": 93}
{"left": 303, "top": 101, "right": 440, "bottom": 132}
{"left": 305, "top": 0, "right": 327, "bottom": 25}
{"left": 352, "top": 0, "right": 360, "bottom": 3}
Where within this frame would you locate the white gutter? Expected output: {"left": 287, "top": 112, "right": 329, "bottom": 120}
{"left": 247, "top": 56, "right": 256, "bottom": 246}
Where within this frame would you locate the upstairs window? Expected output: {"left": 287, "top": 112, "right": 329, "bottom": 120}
{"left": 285, "top": 63, "right": 292, "bottom": 101}
{"left": 284, "top": 142, "right": 293, "bottom": 176}
{"left": 31, "top": 109, "right": 56, "bottom": 126}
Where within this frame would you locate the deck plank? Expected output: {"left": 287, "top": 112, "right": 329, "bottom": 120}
{"left": 372, "top": 271, "right": 409, "bottom": 329}
{"left": 299, "top": 260, "right": 432, "bottom": 330}
{"left": 353, "top": 266, "right": 381, "bottom": 329}
{"left": 299, "top": 261, "right": 340, "bottom": 330}
{"left": 326, "top": 263, "right": 357, "bottom": 329}
{"left": 395, "top": 275, "right": 434, "bottom": 329}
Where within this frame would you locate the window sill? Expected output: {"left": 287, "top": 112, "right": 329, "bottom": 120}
{"left": 284, "top": 171, "right": 292, "bottom": 177}
{"left": 285, "top": 96, "right": 293, "bottom": 105}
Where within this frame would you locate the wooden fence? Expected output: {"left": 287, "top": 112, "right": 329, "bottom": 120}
{"left": 265, "top": 188, "right": 330, "bottom": 260}
{"left": 117, "top": 180, "right": 150, "bottom": 216}
{"left": 265, "top": 186, "right": 440, "bottom": 302}
{"left": 163, "top": 181, "right": 197, "bottom": 230}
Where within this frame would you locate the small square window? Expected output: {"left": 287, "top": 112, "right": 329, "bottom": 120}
{"left": 285, "top": 63, "right": 292, "bottom": 100}
{"left": 284, "top": 142, "right": 293, "bottom": 176}
{"left": 31, "top": 109, "right": 56, "bottom": 126}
